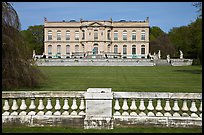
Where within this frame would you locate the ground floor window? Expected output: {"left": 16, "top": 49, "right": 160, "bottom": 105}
{"left": 141, "top": 45, "right": 145, "bottom": 54}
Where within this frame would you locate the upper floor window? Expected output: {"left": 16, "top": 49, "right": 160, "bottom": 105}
{"left": 107, "top": 30, "right": 111, "bottom": 40}
{"left": 66, "top": 30, "right": 70, "bottom": 40}
{"left": 57, "top": 30, "right": 61, "bottom": 40}
{"left": 57, "top": 45, "right": 61, "bottom": 54}
{"left": 114, "top": 30, "right": 118, "bottom": 40}
{"left": 141, "top": 30, "right": 145, "bottom": 40}
{"left": 75, "top": 31, "right": 79, "bottom": 40}
{"left": 82, "top": 30, "right": 85, "bottom": 40}
{"left": 94, "top": 30, "right": 98, "bottom": 40}
{"left": 48, "top": 30, "right": 52, "bottom": 40}
{"left": 141, "top": 45, "right": 145, "bottom": 54}
{"left": 123, "top": 30, "right": 127, "bottom": 40}
{"left": 132, "top": 30, "right": 136, "bottom": 40}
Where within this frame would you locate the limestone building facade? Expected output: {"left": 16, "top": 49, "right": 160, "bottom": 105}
{"left": 44, "top": 18, "right": 149, "bottom": 59}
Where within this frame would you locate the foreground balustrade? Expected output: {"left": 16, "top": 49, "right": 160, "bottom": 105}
{"left": 2, "top": 90, "right": 202, "bottom": 128}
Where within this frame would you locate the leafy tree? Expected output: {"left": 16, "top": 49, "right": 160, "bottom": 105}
{"left": 21, "top": 25, "right": 44, "bottom": 55}
{"left": 2, "top": 2, "right": 45, "bottom": 90}
{"left": 149, "top": 26, "right": 166, "bottom": 41}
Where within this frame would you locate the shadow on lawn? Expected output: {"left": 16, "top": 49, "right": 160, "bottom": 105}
{"left": 174, "top": 69, "right": 202, "bottom": 74}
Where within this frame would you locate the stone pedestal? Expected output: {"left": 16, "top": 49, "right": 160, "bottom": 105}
{"left": 84, "top": 88, "right": 113, "bottom": 129}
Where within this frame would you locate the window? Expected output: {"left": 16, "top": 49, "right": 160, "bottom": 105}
{"left": 123, "top": 30, "right": 127, "bottom": 40}
{"left": 82, "top": 30, "right": 85, "bottom": 40}
{"left": 107, "top": 30, "right": 111, "bottom": 40}
{"left": 93, "top": 44, "right": 98, "bottom": 54}
{"left": 114, "top": 45, "right": 118, "bottom": 54}
{"left": 123, "top": 45, "right": 127, "bottom": 54}
{"left": 141, "top": 45, "right": 145, "bottom": 54}
{"left": 94, "top": 30, "right": 98, "bottom": 40}
{"left": 75, "top": 45, "right": 79, "bottom": 52}
{"left": 57, "top": 45, "right": 61, "bottom": 54}
{"left": 132, "top": 45, "right": 136, "bottom": 54}
{"left": 66, "top": 45, "right": 70, "bottom": 54}
{"left": 66, "top": 30, "right": 70, "bottom": 40}
{"left": 114, "top": 30, "right": 118, "bottom": 40}
{"left": 57, "top": 30, "right": 61, "bottom": 40}
{"left": 48, "top": 30, "right": 52, "bottom": 40}
{"left": 75, "top": 31, "right": 79, "bottom": 40}
{"left": 141, "top": 30, "right": 145, "bottom": 40}
{"left": 132, "top": 30, "right": 136, "bottom": 40}
{"left": 107, "top": 44, "right": 111, "bottom": 53}
{"left": 48, "top": 45, "right": 52, "bottom": 54}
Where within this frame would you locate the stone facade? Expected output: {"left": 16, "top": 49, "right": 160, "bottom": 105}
{"left": 44, "top": 18, "right": 149, "bottom": 59}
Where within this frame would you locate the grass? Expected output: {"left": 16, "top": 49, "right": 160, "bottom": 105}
{"left": 15, "top": 66, "right": 202, "bottom": 93}
{"left": 2, "top": 126, "right": 202, "bottom": 133}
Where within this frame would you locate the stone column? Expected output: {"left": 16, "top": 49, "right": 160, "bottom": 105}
{"left": 84, "top": 88, "right": 113, "bottom": 129}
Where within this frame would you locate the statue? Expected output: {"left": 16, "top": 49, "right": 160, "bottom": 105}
{"left": 166, "top": 54, "right": 170, "bottom": 63}
{"left": 33, "top": 50, "right": 36, "bottom": 58}
{"left": 158, "top": 50, "right": 161, "bottom": 59}
{"left": 179, "top": 50, "right": 183, "bottom": 59}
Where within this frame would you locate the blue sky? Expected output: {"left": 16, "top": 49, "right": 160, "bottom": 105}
{"left": 12, "top": 2, "right": 198, "bottom": 33}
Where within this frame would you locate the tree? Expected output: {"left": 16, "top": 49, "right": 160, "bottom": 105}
{"left": 2, "top": 2, "right": 45, "bottom": 90}
{"left": 193, "top": 2, "right": 202, "bottom": 18}
{"left": 21, "top": 25, "right": 44, "bottom": 55}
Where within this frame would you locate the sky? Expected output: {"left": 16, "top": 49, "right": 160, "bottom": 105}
{"left": 12, "top": 2, "right": 198, "bottom": 33}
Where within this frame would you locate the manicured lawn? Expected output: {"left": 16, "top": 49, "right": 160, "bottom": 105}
{"left": 17, "top": 66, "right": 202, "bottom": 93}
{"left": 2, "top": 126, "right": 202, "bottom": 133}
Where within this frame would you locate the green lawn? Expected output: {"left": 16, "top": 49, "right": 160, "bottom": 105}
{"left": 2, "top": 126, "right": 202, "bottom": 133}
{"left": 17, "top": 66, "right": 202, "bottom": 93}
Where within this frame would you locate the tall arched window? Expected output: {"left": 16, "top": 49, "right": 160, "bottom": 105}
{"left": 93, "top": 44, "right": 98, "bottom": 54}
{"left": 66, "top": 30, "right": 70, "bottom": 40}
{"left": 114, "top": 30, "right": 118, "bottom": 40}
{"left": 114, "top": 45, "right": 118, "bottom": 54}
{"left": 123, "top": 45, "right": 127, "bottom": 54}
{"left": 48, "top": 30, "right": 52, "bottom": 40}
{"left": 48, "top": 45, "right": 52, "bottom": 54}
{"left": 82, "top": 30, "right": 85, "bottom": 40}
{"left": 82, "top": 44, "right": 85, "bottom": 52}
{"left": 132, "top": 30, "right": 136, "bottom": 40}
{"left": 66, "top": 45, "right": 70, "bottom": 54}
{"left": 107, "top": 44, "right": 111, "bottom": 53}
{"left": 141, "top": 30, "right": 145, "bottom": 40}
{"left": 141, "top": 45, "right": 145, "bottom": 54}
{"left": 57, "top": 45, "right": 61, "bottom": 54}
{"left": 107, "top": 30, "right": 111, "bottom": 40}
{"left": 75, "top": 45, "right": 79, "bottom": 52}
{"left": 57, "top": 30, "right": 61, "bottom": 40}
{"left": 123, "top": 30, "right": 127, "bottom": 40}
{"left": 132, "top": 45, "right": 136, "bottom": 54}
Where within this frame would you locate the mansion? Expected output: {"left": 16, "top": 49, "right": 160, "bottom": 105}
{"left": 44, "top": 18, "right": 150, "bottom": 59}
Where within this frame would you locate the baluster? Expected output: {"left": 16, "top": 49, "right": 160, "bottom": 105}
{"left": 172, "top": 99, "right": 180, "bottom": 117}
{"left": 122, "top": 99, "right": 129, "bottom": 115}
{"left": 37, "top": 98, "right": 45, "bottom": 115}
{"left": 114, "top": 98, "right": 121, "bottom": 115}
{"left": 78, "top": 98, "right": 85, "bottom": 115}
{"left": 11, "top": 99, "right": 19, "bottom": 115}
{"left": 45, "top": 98, "right": 53, "bottom": 115}
{"left": 199, "top": 100, "right": 202, "bottom": 118}
{"left": 19, "top": 99, "right": 27, "bottom": 115}
{"left": 3, "top": 99, "right": 10, "bottom": 115}
{"left": 190, "top": 100, "right": 198, "bottom": 118}
{"left": 53, "top": 98, "right": 61, "bottom": 115}
{"left": 28, "top": 98, "right": 36, "bottom": 115}
{"left": 181, "top": 100, "right": 189, "bottom": 117}
{"left": 164, "top": 99, "right": 172, "bottom": 117}
{"left": 62, "top": 98, "right": 69, "bottom": 115}
{"left": 155, "top": 99, "right": 163, "bottom": 116}
{"left": 70, "top": 98, "right": 78, "bottom": 115}
{"left": 147, "top": 99, "right": 154, "bottom": 116}
{"left": 138, "top": 99, "right": 146, "bottom": 116}
{"left": 130, "top": 99, "right": 137, "bottom": 116}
